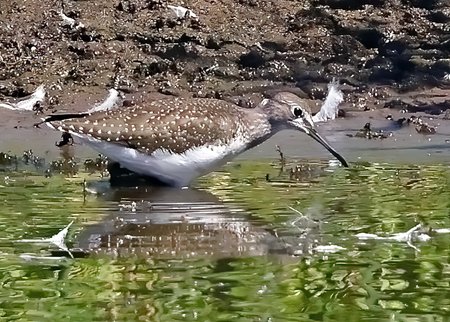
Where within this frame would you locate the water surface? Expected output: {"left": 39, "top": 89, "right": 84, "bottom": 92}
{"left": 0, "top": 159, "right": 449, "bottom": 321}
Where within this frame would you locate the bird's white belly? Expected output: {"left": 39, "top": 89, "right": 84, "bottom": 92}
{"left": 79, "top": 136, "right": 246, "bottom": 187}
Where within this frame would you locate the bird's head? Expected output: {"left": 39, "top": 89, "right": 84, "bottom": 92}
{"left": 258, "top": 92, "right": 348, "bottom": 167}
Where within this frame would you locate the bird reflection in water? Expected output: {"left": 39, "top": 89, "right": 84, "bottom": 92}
{"left": 68, "top": 185, "right": 288, "bottom": 259}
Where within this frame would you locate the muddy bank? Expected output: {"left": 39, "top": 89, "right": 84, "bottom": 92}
{"left": 1, "top": 0, "right": 450, "bottom": 106}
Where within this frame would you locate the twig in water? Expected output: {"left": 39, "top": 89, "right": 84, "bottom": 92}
{"left": 82, "top": 179, "right": 87, "bottom": 203}
{"left": 275, "top": 145, "right": 285, "bottom": 164}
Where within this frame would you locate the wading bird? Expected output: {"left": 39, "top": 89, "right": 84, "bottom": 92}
{"left": 43, "top": 82, "right": 348, "bottom": 187}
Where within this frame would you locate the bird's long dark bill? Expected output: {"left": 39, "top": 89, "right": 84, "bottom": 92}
{"left": 308, "top": 129, "right": 349, "bottom": 167}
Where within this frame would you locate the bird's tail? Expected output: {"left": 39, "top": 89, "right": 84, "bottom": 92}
{"left": 42, "top": 113, "right": 90, "bottom": 123}
{"left": 35, "top": 112, "right": 90, "bottom": 129}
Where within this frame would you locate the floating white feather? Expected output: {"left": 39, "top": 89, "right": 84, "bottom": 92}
{"left": 0, "top": 85, "right": 46, "bottom": 111}
{"left": 355, "top": 224, "right": 430, "bottom": 251}
{"left": 87, "top": 89, "right": 121, "bottom": 113}
{"left": 17, "top": 221, "right": 74, "bottom": 258}
{"left": 312, "top": 78, "right": 343, "bottom": 123}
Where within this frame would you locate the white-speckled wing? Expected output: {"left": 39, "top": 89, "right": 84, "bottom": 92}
{"left": 51, "top": 97, "right": 250, "bottom": 155}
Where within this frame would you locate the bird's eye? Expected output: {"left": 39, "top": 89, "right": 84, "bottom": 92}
{"left": 292, "top": 107, "right": 303, "bottom": 118}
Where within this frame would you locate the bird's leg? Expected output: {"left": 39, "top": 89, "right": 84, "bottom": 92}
{"left": 275, "top": 145, "right": 285, "bottom": 177}
{"left": 107, "top": 161, "right": 172, "bottom": 187}
{"left": 55, "top": 132, "right": 74, "bottom": 147}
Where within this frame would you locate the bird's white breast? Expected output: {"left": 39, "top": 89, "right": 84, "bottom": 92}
{"left": 78, "top": 134, "right": 247, "bottom": 187}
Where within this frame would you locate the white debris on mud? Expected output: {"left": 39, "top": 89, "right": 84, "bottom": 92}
{"left": 0, "top": 85, "right": 46, "bottom": 111}
{"left": 167, "top": 5, "right": 198, "bottom": 19}
{"left": 58, "top": 10, "right": 85, "bottom": 30}
{"left": 87, "top": 88, "right": 122, "bottom": 113}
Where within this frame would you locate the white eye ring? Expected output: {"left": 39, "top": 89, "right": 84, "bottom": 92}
{"left": 291, "top": 106, "right": 303, "bottom": 118}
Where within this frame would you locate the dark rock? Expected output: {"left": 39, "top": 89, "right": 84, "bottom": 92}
{"left": 428, "top": 10, "right": 450, "bottom": 23}
{"left": 402, "top": 0, "right": 441, "bottom": 10}
{"left": 133, "top": 34, "right": 160, "bottom": 45}
{"left": 69, "top": 27, "right": 102, "bottom": 42}
{"left": 68, "top": 44, "right": 95, "bottom": 59}
{"left": 366, "top": 54, "right": 416, "bottom": 83}
{"left": 154, "top": 17, "right": 164, "bottom": 29}
{"left": 328, "top": 35, "right": 370, "bottom": 64}
{"left": 367, "top": 57, "right": 396, "bottom": 81}
{"left": 147, "top": 0, "right": 164, "bottom": 10}
{"left": 122, "top": 99, "right": 135, "bottom": 107}
{"left": 238, "top": 0, "right": 258, "bottom": 6}
{"left": 353, "top": 122, "right": 389, "bottom": 139}
{"left": 429, "top": 60, "right": 450, "bottom": 78}
{"left": 0, "top": 83, "right": 26, "bottom": 97}
{"left": 205, "top": 36, "right": 221, "bottom": 50}
{"left": 64, "top": 66, "right": 88, "bottom": 84}
{"left": 298, "top": 82, "right": 327, "bottom": 100}
{"left": 355, "top": 28, "right": 384, "bottom": 49}
{"left": 288, "top": 7, "right": 335, "bottom": 32}
{"left": 396, "top": 75, "right": 425, "bottom": 92}
{"left": 259, "top": 61, "right": 292, "bottom": 81}
{"left": 239, "top": 49, "right": 266, "bottom": 68}
{"left": 416, "top": 123, "right": 436, "bottom": 134}
{"left": 385, "top": 99, "right": 449, "bottom": 115}
{"left": 444, "top": 110, "right": 450, "bottom": 120}
{"left": 384, "top": 99, "right": 416, "bottom": 111}
{"left": 294, "top": 71, "right": 327, "bottom": 84}
{"left": 337, "top": 109, "right": 346, "bottom": 117}
{"left": 153, "top": 43, "right": 198, "bottom": 60}
{"left": 158, "top": 86, "right": 181, "bottom": 96}
{"left": 379, "top": 40, "right": 409, "bottom": 57}
{"left": 410, "top": 48, "right": 445, "bottom": 60}
{"left": 437, "top": 39, "right": 450, "bottom": 52}
{"left": 134, "top": 59, "right": 170, "bottom": 77}
{"left": 115, "top": 33, "right": 126, "bottom": 41}
{"left": 263, "top": 87, "right": 307, "bottom": 99}
{"left": 213, "top": 66, "right": 240, "bottom": 79}
{"left": 116, "top": 0, "right": 137, "bottom": 13}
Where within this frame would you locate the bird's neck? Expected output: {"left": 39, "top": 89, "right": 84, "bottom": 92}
{"left": 239, "top": 108, "right": 279, "bottom": 151}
